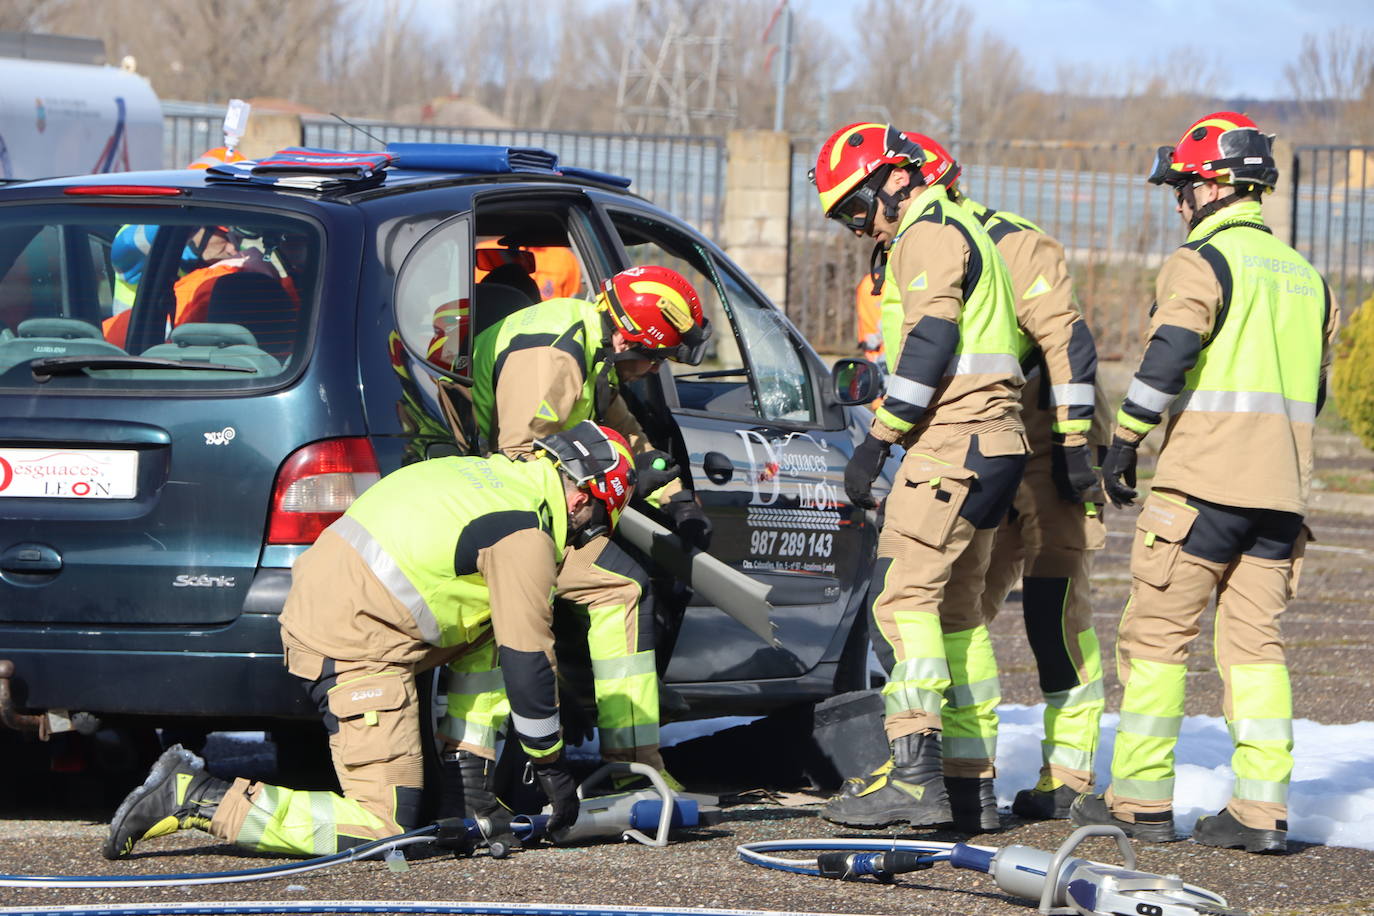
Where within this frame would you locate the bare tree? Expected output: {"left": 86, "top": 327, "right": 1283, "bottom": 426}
{"left": 1285, "top": 29, "right": 1374, "bottom": 143}
{"left": 0, "top": 0, "right": 67, "bottom": 32}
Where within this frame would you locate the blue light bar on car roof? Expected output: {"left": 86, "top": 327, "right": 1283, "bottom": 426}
{"left": 385, "top": 142, "right": 632, "bottom": 188}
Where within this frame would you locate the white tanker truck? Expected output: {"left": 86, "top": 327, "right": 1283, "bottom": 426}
{"left": 0, "top": 31, "right": 162, "bottom": 180}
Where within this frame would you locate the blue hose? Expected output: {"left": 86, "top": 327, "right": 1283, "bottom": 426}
{"left": 736, "top": 836, "right": 963, "bottom": 878}
{"left": 0, "top": 901, "right": 867, "bottom": 916}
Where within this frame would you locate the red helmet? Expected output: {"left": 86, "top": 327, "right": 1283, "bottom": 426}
{"left": 810, "top": 123, "right": 927, "bottom": 230}
{"left": 188, "top": 147, "right": 247, "bottom": 170}
{"left": 534, "top": 421, "right": 637, "bottom": 540}
{"left": 599, "top": 265, "right": 711, "bottom": 365}
{"left": 901, "top": 132, "right": 961, "bottom": 189}
{"left": 1148, "top": 112, "right": 1277, "bottom": 191}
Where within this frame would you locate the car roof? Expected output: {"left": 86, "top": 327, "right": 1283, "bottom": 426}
{"left": 11, "top": 143, "right": 646, "bottom": 207}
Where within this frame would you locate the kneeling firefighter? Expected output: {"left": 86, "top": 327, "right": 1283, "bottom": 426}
{"left": 104, "top": 422, "right": 636, "bottom": 859}
{"left": 457, "top": 266, "right": 712, "bottom": 795}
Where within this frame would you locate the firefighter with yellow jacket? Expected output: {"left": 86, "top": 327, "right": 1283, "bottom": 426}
{"left": 466, "top": 266, "right": 712, "bottom": 793}
{"left": 903, "top": 133, "right": 1110, "bottom": 822}
{"left": 104, "top": 422, "right": 637, "bottom": 859}
{"left": 811, "top": 123, "right": 1028, "bottom": 833}
{"left": 1071, "top": 112, "right": 1340, "bottom": 854}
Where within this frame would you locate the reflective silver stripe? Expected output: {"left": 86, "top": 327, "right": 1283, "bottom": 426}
{"left": 1045, "top": 743, "right": 1094, "bottom": 772}
{"left": 883, "top": 685, "right": 944, "bottom": 718}
{"left": 446, "top": 667, "right": 505, "bottom": 696}
{"left": 943, "top": 736, "right": 996, "bottom": 759}
{"left": 599, "top": 722, "right": 660, "bottom": 750}
{"left": 1045, "top": 678, "right": 1105, "bottom": 709}
{"left": 311, "top": 792, "right": 336, "bottom": 855}
{"left": 1173, "top": 389, "right": 1316, "bottom": 423}
{"left": 1118, "top": 710, "right": 1182, "bottom": 739}
{"left": 1234, "top": 777, "right": 1289, "bottom": 804}
{"left": 1126, "top": 377, "right": 1177, "bottom": 413}
{"left": 1050, "top": 383, "right": 1096, "bottom": 408}
{"left": 511, "top": 710, "right": 560, "bottom": 740}
{"left": 236, "top": 785, "right": 273, "bottom": 851}
{"left": 329, "top": 516, "right": 440, "bottom": 645}
{"left": 946, "top": 675, "right": 1001, "bottom": 709}
{"left": 1228, "top": 717, "right": 1294, "bottom": 743}
{"left": 891, "top": 657, "right": 949, "bottom": 684}
{"left": 885, "top": 374, "right": 937, "bottom": 408}
{"left": 1110, "top": 776, "right": 1174, "bottom": 801}
{"left": 592, "top": 652, "right": 657, "bottom": 682}
{"left": 944, "top": 352, "right": 1024, "bottom": 380}
{"left": 440, "top": 719, "right": 497, "bottom": 754}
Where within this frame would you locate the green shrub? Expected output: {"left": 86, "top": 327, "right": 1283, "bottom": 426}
{"left": 1333, "top": 295, "right": 1374, "bottom": 451}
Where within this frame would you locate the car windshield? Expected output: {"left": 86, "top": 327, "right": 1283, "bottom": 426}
{"left": 0, "top": 202, "right": 320, "bottom": 389}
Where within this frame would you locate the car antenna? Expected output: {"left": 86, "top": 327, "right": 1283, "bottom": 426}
{"left": 329, "top": 113, "right": 386, "bottom": 148}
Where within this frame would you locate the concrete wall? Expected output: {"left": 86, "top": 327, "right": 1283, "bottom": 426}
{"left": 237, "top": 112, "right": 303, "bottom": 160}
{"left": 721, "top": 130, "right": 791, "bottom": 310}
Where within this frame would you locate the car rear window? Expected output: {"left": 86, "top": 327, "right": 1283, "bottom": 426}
{"left": 0, "top": 202, "right": 319, "bottom": 390}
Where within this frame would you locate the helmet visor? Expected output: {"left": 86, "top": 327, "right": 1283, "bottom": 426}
{"left": 830, "top": 181, "right": 880, "bottom": 231}
{"left": 1147, "top": 145, "right": 1179, "bottom": 186}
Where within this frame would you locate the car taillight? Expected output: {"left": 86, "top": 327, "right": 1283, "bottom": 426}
{"left": 266, "top": 438, "right": 381, "bottom": 545}
{"left": 63, "top": 185, "right": 184, "bottom": 196}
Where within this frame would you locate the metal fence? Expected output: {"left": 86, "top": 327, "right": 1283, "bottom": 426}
{"left": 1292, "top": 146, "right": 1374, "bottom": 313}
{"left": 302, "top": 118, "right": 725, "bottom": 237}
{"left": 787, "top": 139, "right": 1182, "bottom": 359}
{"left": 160, "top": 108, "right": 725, "bottom": 236}
{"left": 162, "top": 102, "right": 225, "bottom": 172}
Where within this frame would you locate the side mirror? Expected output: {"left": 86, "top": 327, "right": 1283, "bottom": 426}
{"left": 831, "top": 357, "right": 883, "bottom": 406}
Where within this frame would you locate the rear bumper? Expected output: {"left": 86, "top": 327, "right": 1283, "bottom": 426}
{"left": 0, "top": 610, "right": 315, "bottom": 722}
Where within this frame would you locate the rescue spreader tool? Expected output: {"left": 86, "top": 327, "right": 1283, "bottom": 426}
{"left": 738, "top": 825, "right": 1246, "bottom": 916}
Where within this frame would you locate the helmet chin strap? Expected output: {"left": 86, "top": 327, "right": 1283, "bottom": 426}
{"left": 876, "top": 184, "right": 912, "bottom": 224}
{"left": 1184, "top": 182, "right": 1240, "bottom": 231}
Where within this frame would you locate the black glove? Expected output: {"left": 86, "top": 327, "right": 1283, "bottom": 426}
{"left": 664, "top": 490, "right": 712, "bottom": 551}
{"left": 844, "top": 434, "right": 890, "bottom": 510}
{"left": 634, "top": 449, "right": 681, "bottom": 496}
{"left": 1101, "top": 436, "right": 1140, "bottom": 508}
{"left": 531, "top": 756, "right": 580, "bottom": 835}
{"left": 1051, "top": 442, "right": 1103, "bottom": 504}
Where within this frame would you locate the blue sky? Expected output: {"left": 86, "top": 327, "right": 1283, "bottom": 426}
{"left": 796, "top": 0, "right": 1374, "bottom": 99}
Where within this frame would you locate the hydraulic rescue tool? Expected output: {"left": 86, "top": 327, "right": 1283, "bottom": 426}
{"left": 0, "top": 763, "right": 717, "bottom": 890}
{"left": 738, "top": 825, "right": 1248, "bottom": 916}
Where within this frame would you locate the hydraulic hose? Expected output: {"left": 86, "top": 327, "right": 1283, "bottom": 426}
{"left": 736, "top": 836, "right": 965, "bottom": 877}
{"left": 0, "top": 901, "right": 870, "bottom": 916}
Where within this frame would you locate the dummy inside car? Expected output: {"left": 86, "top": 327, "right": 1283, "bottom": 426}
{"left": 0, "top": 144, "right": 893, "bottom": 789}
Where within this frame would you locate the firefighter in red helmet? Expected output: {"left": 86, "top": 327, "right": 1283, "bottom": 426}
{"left": 811, "top": 123, "right": 1027, "bottom": 833}
{"left": 1070, "top": 112, "right": 1340, "bottom": 854}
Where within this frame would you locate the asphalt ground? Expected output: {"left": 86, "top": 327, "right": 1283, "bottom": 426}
{"left": 2, "top": 471, "right": 1373, "bottom": 915}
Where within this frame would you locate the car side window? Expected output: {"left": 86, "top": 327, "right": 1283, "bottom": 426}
{"left": 394, "top": 216, "right": 472, "bottom": 376}
{"left": 604, "top": 209, "right": 815, "bottom": 424}
{"left": 715, "top": 265, "right": 815, "bottom": 423}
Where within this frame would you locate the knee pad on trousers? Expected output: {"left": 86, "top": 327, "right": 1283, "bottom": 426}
{"left": 1022, "top": 576, "right": 1080, "bottom": 694}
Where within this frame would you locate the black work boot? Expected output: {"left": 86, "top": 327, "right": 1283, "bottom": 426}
{"left": 946, "top": 776, "right": 1001, "bottom": 833}
{"left": 439, "top": 748, "right": 503, "bottom": 819}
{"left": 1012, "top": 775, "right": 1079, "bottom": 820}
{"left": 1069, "top": 792, "right": 1179, "bottom": 843}
{"left": 1192, "top": 807, "right": 1287, "bottom": 854}
{"left": 103, "top": 745, "right": 229, "bottom": 859}
{"left": 821, "top": 732, "right": 952, "bottom": 829}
